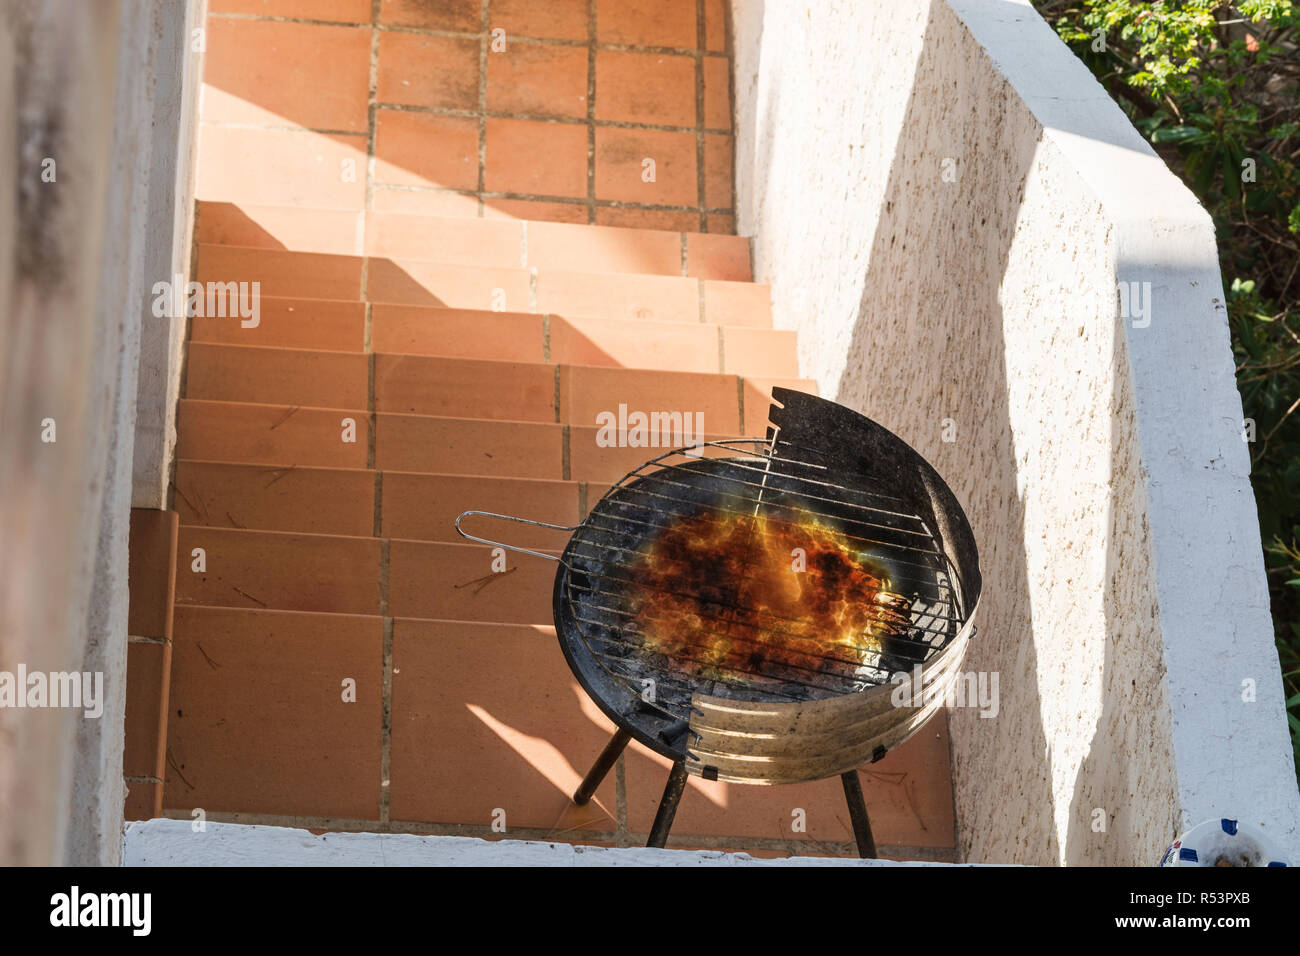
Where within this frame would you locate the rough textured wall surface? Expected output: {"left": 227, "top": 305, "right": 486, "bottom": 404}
{"left": 0, "top": 0, "right": 123, "bottom": 865}
{"left": 64, "top": 0, "right": 164, "bottom": 866}
{"left": 132, "top": 0, "right": 204, "bottom": 510}
{"left": 0, "top": 0, "right": 194, "bottom": 865}
{"left": 731, "top": 0, "right": 1300, "bottom": 863}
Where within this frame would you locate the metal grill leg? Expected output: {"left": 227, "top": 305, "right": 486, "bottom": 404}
{"left": 647, "top": 761, "right": 689, "bottom": 848}
{"left": 573, "top": 728, "right": 631, "bottom": 805}
{"left": 841, "top": 770, "right": 878, "bottom": 859}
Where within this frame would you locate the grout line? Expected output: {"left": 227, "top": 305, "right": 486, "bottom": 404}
{"left": 368, "top": 181, "right": 734, "bottom": 215}
{"left": 204, "top": 111, "right": 735, "bottom": 136}
{"left": 373, "top": 470, "right": 383, "bottom": 537}
{"left": 577, "top": 481, "right": 588, "bottom": 518}
{"left": 694, "top": 0, "right": 707, "bottom": 233}
{"left": 208, "top": 12, "right": 369, "bottom": 27}
{"left": 697, "top": 278, "right": 706, "bottom": 323}
{"left": 378, "top": 538, "right": 390, "bottom": 617}
{"left": 541, "top": 314, "right": 551, "bottom": 363}
{"left": 717, "top": 324, "right": 726, "bottom": 374}
{"left": 725, "top": 0, "right": 738, "bottom": 236}
{"left": 366, "top": 0, "right": 381, "bottom": 213}
{"left": 680, "top": 232, "right": 688, "bottom": 277}
{"left": 586, "top": 0, "right": 598, "bottom": 224}
{"left": 519, "top": 219, "right": 529, "bottom": 269}
{"left": 366, "top": 343, "right": 377, "bottom": 469}
{"left": 737, "top": 375, "right": 746, "bottom": 434}
{"left": 201, "top": 121, "right": 369, "bottom": 136}
{"left": 561, "top": 424, "right": 571, "bottom": 481}
{"left": 477, "top": 0, "right": 489, "bottom": 216}
{"left": 528, "top": 267, "right": 539, "bottom": 312}
{"left": 553, "top": 366, "right": 562, "bottom": 423}
{"left": 380, "top": 615, "right": 393, "bottom": 825}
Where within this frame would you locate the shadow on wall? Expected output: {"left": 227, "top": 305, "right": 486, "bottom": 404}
{"left": 831, "top": 0, "right": 1058, "bottom": 865}
{"left": 1064, "top": 249, "right": 1191, "bottom": 865}
{"left": 821, "top": 0, "right": 1204, "bottom": 865}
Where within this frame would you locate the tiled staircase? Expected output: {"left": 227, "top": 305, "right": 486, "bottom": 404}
{"left": 134, "top": 0, "right": 958, "bottom": 859}
{"left": 159, "top": 202, "right": 957, "bottom": 856}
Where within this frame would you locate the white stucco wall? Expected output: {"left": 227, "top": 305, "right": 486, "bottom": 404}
{"left": 731, "top": 0, "right": 1299, "bottom": 864}
{"left": 0, "top": 0, "right": 126, "bottom": 866}
{"left": 131, "top": 0, "right": 204, "bottom": 511}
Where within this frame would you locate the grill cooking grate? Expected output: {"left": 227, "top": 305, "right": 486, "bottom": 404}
{"left": 562, "top": 438, "right": 969, "bottom": 723}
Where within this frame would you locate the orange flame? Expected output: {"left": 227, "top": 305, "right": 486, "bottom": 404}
{"left": 621, "top": 510, "right": 912, "bottom": 687}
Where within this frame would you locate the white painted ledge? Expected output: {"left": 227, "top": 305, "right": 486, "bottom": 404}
{"left": 123, "top": 820, "right": 969, "bottom": 867}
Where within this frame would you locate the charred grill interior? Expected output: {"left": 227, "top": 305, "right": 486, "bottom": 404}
{"left": 456, "top": 388, "right": 982, "bottom": 858}
{"left": 626, "top": 508, "right": 907, "bottom": 686}
{"left": 565, "top": 442, "right": 966, "bottom": 722}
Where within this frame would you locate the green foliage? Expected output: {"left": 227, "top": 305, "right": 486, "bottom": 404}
{"left": 1034, "top": 1, "right": 1300, "bottom": 777}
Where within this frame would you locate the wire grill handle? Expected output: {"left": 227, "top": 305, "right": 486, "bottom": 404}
{"left": 453, "top": 510, "right": 577, "bottom": 563}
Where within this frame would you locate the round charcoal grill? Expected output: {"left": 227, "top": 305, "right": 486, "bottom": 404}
{"left": 457, "top": 389, "right": 981, "bottom": 856}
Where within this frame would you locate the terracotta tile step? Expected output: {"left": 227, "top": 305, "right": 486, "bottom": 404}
{"left": 385, "top": 472, "right": 588, "bottom": 546}
{"left": 194, "top": 244, "right": 770, "bottom": 327}
{"left": 534, "top": 270, "right": 771, "bottom": 329}
{"left": 389, "top": 539, "right": 556, "bottom": 622}
{"left": 376, "top": 412, "right": 565, "bottom": 478}
{"left": 164, "top": 604, "right": 383, "bottom": 819}
{"left": 195, "top": 243, "right": 363, "bottom": 301}
{"left": 376, "top": 412, "right": 749, "bottom": 484}
{"left": 196, "top": 201, "right": 365, "bottom": 257}
{"left": 124, "top": 508, "right": 179, "bottom": 820}
{"left": 174, "top": 398, "right": 806, "bottom": 482}
{"left": 175, "top": 525, "right": 382, "bottom": 615}
{"left": 164, "top": 606, "right": 955, "bottom": 848}
{"left": 174, "top": 460, "right": 377, "bottom": 537}
{"left": 202, "top": 16, "right": 371, "bottom": 134}
{"left": 176, "top": 399, "right": 371, "bottom": 470}
{"left": 389, "top": 619, "right": 619, "bottom": 832}
{"left": 172, "top": 526, "right": 555, "bottom": 623}
{"left": 184, "top": 342, "right": 370, "bottom": 409}
{"left": 190, "top": 296, "right": 365, "bottom": 352}
{"left": 174, "top": 460, "right": 585, "bottom": 547}
{"left": 183, "top": 344, "right": 812, "bottom": 428}
{"left": 195, "top": 124, "right": 368, "bottom": 210}
{"left": 565, "top": 424, "right": 751, "bottom": 483}
{"left": 198, "top": 201, "right": 752, "bottom": 281}
{"left": 189, "top": 299, "right": 798, "bottom": 377}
